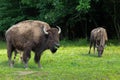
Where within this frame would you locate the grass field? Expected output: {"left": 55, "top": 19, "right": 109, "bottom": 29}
{"left": 0, "top": 39, "right": 120, "bottom": 80}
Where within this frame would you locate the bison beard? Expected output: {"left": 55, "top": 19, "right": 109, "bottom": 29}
{"left": 5, "top": 20, "right": 61, "bottom": 68}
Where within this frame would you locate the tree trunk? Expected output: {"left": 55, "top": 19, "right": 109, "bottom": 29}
{"left": 113, "top": 1, "right": 120, "bottom": 39}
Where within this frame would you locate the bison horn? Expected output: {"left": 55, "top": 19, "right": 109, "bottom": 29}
{"left": 43, "top": 27, "right": 48, "bottom": 35}
{"left": 57, "top": 26, "right": 61, "bottom": 34}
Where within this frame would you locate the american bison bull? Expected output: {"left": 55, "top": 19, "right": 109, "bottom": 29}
{"left": 88, "top": 27, "right": 108, "bottom": 57}
{"left": 5, "top": 20, "right": 61, "bottom": 68}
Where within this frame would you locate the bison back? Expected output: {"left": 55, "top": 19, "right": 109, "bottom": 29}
{"left": 5, "top": 20, "right": 51, "bottom": 50}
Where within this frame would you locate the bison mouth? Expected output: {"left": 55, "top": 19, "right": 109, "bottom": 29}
{"left": 51, "top": 44, "right": 60, "bottom": 53}
{"left": 98, "top": 50, "right": 104, "bottom": 57}
{"left": 51, "top": 48, "right": 57, "bottom": 53}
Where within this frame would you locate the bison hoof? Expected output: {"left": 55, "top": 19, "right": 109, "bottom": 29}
{"left": 24, "top": 66, "right": 28, "bottom": 69}
{"left": 38, "top": 65, "right": 42, "bottom": 68}
{"left": 98, "top": 55, "right": 102, "bottom": 57}
{"left": 12, "top": 60, "right": 15, "bottom": 64}
{"left": 38, "top": 63, "right": 43, "bottom": 69}
{"left": 39, "top": 66, "right": 43, "bottom": 69}
{"left": 24, "top": 67, "right": 30, "bottom": 70}
{"left": 9, "top": 63, "right": 13, "bottom": 68}
{"left": 23, "top": 62, "right": 28, "bottom": 69}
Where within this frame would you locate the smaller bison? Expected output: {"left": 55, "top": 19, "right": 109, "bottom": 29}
{"left": 5, "top": 20, "right": 61, "bottom": 68}
{"left": 88, "top": 27, "right": 108, "bottom": 57}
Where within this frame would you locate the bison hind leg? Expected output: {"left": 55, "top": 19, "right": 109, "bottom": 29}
{"left": 7, "top": 43, "right": 15, "bottom": 68}
{"left": 88, "top": 41, "right": 93, "bottom": 54}
{"left": 93, "top": 42, "right": 96, "bottom": 54}
{"left": 34, "top": 53, "right": 39, "bottom": 63}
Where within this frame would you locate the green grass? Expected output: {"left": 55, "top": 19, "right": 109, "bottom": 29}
{"left": 0, "top": 39, "right": 120, "bottom": 80}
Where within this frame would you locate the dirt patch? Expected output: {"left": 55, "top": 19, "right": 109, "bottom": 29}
{"left": 16, "top": 71, "right": 37, "bottom": 75}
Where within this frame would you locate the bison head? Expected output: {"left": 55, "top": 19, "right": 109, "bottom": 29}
{"left": 97, "top": 45, "right": 104, "bottom": 57}
{"left": 43, "top": 26, "right": 61, "bottom": 53}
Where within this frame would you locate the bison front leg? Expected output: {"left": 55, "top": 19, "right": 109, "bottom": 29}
{"left": 34, "top": 53, "right": 42, "bottom": 68}
{"left": 22, "top": 50, "right": 31, "bottom": 69}
{"left": 38, "top": 55, "right": 42, "bottom": 68}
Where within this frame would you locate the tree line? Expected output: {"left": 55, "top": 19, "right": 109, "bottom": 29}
{"left": 0, "top": 0, "right": 120, "bottom": 40}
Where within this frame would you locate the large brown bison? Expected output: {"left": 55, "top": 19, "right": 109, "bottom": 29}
{"left": 5, "top": 20, "right": 61, "bottom": 68}
{"left": 88, "top": 27, "right": 108, "bottom": 57}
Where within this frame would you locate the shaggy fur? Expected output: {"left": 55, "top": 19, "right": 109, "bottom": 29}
{"left": 5, "top": 20, "right": 61, "bottom": 68}
{"left": 88, "top": 27, "right": 108, "bottom": 57}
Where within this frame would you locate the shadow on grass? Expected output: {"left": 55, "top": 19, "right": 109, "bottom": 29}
{"left": 81, "top": 53, "right": 99, "bottom": 58}
{"left": 0, "top": 60, "right": 38, "bottom": 69}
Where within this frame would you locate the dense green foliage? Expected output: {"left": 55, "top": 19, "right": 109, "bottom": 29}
{"left": 0, "top": 0, "right": 120, "bottom": 39}
{"left": 0, "top": 40, "right": 120, "bottom": 79}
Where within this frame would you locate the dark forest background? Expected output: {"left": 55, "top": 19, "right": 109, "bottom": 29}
{"left": 0, "top": 0, "right": 120, "bottom": 40}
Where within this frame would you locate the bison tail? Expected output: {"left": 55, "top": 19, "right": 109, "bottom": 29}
{"left": 104, "top": 29, "right": 108, "bottom": 41}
